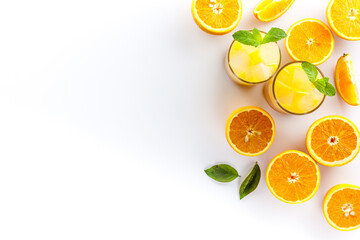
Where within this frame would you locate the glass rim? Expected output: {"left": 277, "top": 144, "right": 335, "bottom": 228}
{"left": 227, "top": 31, "right": 282, "bottom": 85}
{"left": 271, "top": 61, "right": 326, "bottom": 115}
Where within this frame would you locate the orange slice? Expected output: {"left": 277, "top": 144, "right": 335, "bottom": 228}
{"left": 266, "top": 150, "right": 320, "bottom": 204}
{"left": 323, "top": 184, "right": 360, "bottom": 231}
{"left": 225, "top": 106, "right": 275, "bottom": 157}
{"left": 191, "top": 0, "right": 242, "bottom": 35}
{"left": 327, "top": 0, "right": 360, "bottom": 41}
{"left": 335, "top": 54, "right": 360, "bottom": 106}
{"left": 306, "top": 116, "right": 360, "bottom": 167}
{"left": 285, "top": 18, "right": 335, "bottom": 65}
{"left": 254, "top": 0, "right": 295, "bottom": 22}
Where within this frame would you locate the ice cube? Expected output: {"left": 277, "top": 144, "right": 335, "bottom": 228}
{"left": 248, "top": 49, "right": 262, "bottom": 66}
{"left": 258, "top": 43, "right": 280, "bottom": 66}
{"left": 229, "top": 50, "right": 251, "bottom": 77}
{"left": 276, "top": 68, "right": 293, "bottom": 86}
{"left": 275, "top": 81, "right": 294, "bottom": 107}
{"left": 229, "top": 41, "right": 243, "bottom": 58}
{"left": 247, "top": 63, "right": 273, "bottom": 83}
{"left": 292, "top": 67, "right": 314, "bottom": 92}
{"left": 293, "top": 91, "right": 313, "bottom": 113}
{"left": 311, "top": 88, "right": 325, "bottom": 103}
{"left": 242, "top": 44, "right": 258, "bottom": 55}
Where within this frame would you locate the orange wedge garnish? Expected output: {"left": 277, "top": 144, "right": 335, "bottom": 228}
{"left": 285, "top": 18, "right": 334, "bottom": 65}
{"left": 327, "top": 0, "right": 360, "bottom": 41}
{"left": 335, "top": 54, "right": 360, "bottom": 106}
{"left": 254, "top": 0, "right": 295, "bottom": 22}
{"left": 191, "top": 0, "right": 242, "bottom": 35}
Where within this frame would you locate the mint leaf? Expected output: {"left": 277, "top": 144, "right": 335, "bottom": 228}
{"left": 233, "top": 27, "right": 286, "bottom": 47}
{"left": 316, "top": 77, "right": 328, "bottom": 87}
{"left": 205, "top": 164, "right": 239, "bottom": 183}
{"left": 312, "top": 80, "right": 326, "bottom": 92}
{"left": 313, "top": 78, "right": 336, "bottom": 96}
{"left": 239, "top": 163, "right": 261, "bottom": 200}
{"left": 302, "top": 62, "right": 336, "bottom": 96}
{"left": 301, "top": 62, "right": 318, "bottom": 82}
{"left": 233, "top": 30, "right": 260, "bottom": 47}
{"left": 252, "top": 28, "right": 263, "bottom": 44}
{"left": 261, "top": 27, "right": 287, "bottom": 44}
{"left": 323, "top": 82, "right": 336, "bottom": 96}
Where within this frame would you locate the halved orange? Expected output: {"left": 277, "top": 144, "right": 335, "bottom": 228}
{"left": 285, "top": 18, "right": 335, "bottom": 65}
{"left": 266, "top": 150, "right": 320, "bottom": 204}
{"left": 191, "top": 0, "right": 242, "bottom": 35}
{"left": 254, "top": 0, "right": 295, "bottom": 22}
{"left": 306, "top": 116, "right": 360, "bottom": 167}
{"left": 327, "top": 0, "right": 360, "bottom": 41}
{"left": 335, "top": 54, "right": 360, "bottom": 106}
{"left": 323, "top": 184, "right": 360, "bottom": 231}
{"left": 225, "top": 106, "right": 275, "bottom": 157}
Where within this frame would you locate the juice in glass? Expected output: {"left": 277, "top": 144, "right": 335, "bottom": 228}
{"left": 263, "top": 61, "right": 325, "bottom": 115}
{"left": 225, "top": 32, "right": 281, "bottom": 85}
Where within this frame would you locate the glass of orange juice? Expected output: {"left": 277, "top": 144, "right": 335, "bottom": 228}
{"left": 225, "top": 31, "right": 281, "bottom": 86}
{"left": 263, "top": 61, "right": 325, "bottom": 115}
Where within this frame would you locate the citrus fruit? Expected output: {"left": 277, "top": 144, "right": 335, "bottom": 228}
{"left": 323, "top": 184, "right": 360, "bottom": 231}
{"left": 266, "top": 150, "right": 320, "bottom": 204}
{"left": 306, "top": 116, "right": 360, "bottom": 167}
{"left": 285, "top": 18, "right": 335, "bottom": 65}
{"left": 191, "top": 0, "right": 242, "bottom": 35}
{"left": 327, "top": 0, "right": 360, "bottom": 41}
{"left": 225, "top": 106, "right": 275, "bottom": 157}
{"left": 335, "top": 54, "right": 360, "bottom": 106}
{"left": 253, "top": 0, "right": 295, "bottom": 22}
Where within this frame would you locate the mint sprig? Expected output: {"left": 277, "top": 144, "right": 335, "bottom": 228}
{"left": 252, "top": 28, "right": 262, "bottom": 43}
{"left": 301, "top": 62, "right": 336, "bottom": 96}
{"left": 233, "top": 27, "right": 287, "bottom": 48}
{"left": 233, "top": 30, "right": 261, "bottom": 47}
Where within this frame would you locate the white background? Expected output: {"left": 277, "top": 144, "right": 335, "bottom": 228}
{"left": 0, "top": 0, "right": 359, "bottom": 239}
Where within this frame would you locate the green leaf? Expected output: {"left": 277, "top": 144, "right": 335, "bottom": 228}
{"left": 313, "top": 78, "right": 336, "bottom": 96}
{"left": 324, "top": 82, "right": 336, "bottom": 96}
{"left": 252, "top": 28, "right": 263, "bottom": 45}
{"left": 233, "top": 30, "right": 260, "bottom": 47}
{"left": 233, "top": 27, "right": 286, "bottom": 47}
{"left": 312, "top": 81, "right": 326, "bottom": 92}
{"left": 301, "top": 62, "right": 335, "bottom": 96}
{"left": 261, "top": 27, "right": 287, "bottom": 44}
{"left": 239, "top": 163, "right": 261, "bottom": 200}
{"left": 205, "top": 164, "right": 239, "bottom": 183}
{"left": 316, "top": 77, "right": 328, "bottom": 87}
{"left": 301, "top": 62, "right": 318, "bottom": 82}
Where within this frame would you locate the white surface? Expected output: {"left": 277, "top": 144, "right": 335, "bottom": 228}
{"left": 0, "top": 0, "right": 360, "bottom": 239}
